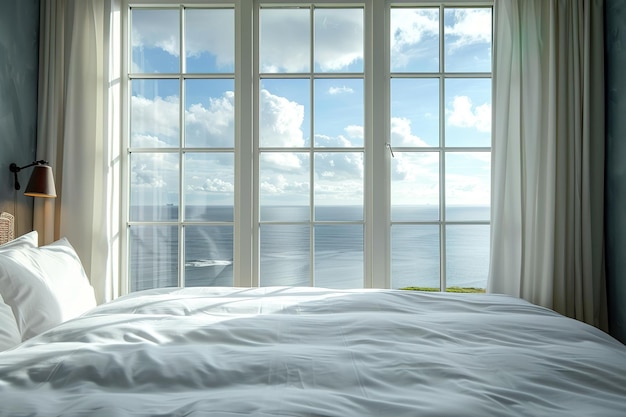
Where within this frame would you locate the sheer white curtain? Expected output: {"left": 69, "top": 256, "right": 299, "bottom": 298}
{"left": 489, "top": 0, "right": 607, "bottom": 329}
{"left": 35, "top": 0, "right": 120, "bottom": 303}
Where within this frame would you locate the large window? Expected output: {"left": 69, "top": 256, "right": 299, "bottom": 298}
{"left": 128, "top": 7, "right": 236, "bottom": 291}
{"left": 389, "top": 6, "right": 492, "bottom": 291}
{"left": 123, "top": 1, "right": 492, "bottom": 293}
{"left": 258, "top": 6, "right": 365, "bottom": 288}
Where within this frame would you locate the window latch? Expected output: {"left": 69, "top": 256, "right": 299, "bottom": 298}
{"left": 386, "top": 143, "right": 395, "bottom": 158}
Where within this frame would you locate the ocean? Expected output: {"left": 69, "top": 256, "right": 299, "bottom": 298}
{"left": 129, "top": 205, "right": 490, "bottom": 292}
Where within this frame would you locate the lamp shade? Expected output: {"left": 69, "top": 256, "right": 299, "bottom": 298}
{"left": 24, "top": 165, "right": 57, "bottom": 198}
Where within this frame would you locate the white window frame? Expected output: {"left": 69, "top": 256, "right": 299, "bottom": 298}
{"left": 119, "top": 0, "right": 493, "bottom": 294}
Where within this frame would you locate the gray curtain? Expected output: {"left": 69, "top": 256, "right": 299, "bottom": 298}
{"left": 488, "top": 0, "right": 607, "bottom": 330}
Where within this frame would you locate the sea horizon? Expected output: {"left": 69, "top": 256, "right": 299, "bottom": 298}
{"left": 129, "top": 204, "right": 490, "bottom": 292}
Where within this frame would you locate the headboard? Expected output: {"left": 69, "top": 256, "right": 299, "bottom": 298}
{"left": 0, "top": 212, "right": 15, "bottom": 245}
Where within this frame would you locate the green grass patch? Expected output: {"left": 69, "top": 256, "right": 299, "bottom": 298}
{"left": 400, "top": 286, "right": 486, "bottom": 293}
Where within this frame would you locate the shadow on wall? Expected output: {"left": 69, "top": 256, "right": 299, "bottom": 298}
{"left": 605, "top": 0, "right": 626, "bottom": 343}
{"left": 0, "top": 0, "right": 40, "bottom": 236}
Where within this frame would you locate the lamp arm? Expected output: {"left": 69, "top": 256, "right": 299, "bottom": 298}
{"left": 9, "top": 160, "right": 49, "bottom": 191}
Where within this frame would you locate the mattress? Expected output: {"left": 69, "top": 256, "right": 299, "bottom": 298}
{"left": 0, "top": 286, "right": 625, "bottom": 416}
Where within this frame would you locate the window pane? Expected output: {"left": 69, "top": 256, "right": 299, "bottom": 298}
{"left": 391, "top": 152, "right": 439, "bottom": 221}
{"left": 131, "top": 9, "right": 179, "bottom": 73}
{"left": 185, "top": 9, "right": 234, "bottom": 73}
{"left": 444, "top": 8, "right": 492, "bottom": 73}
{"left": 314, "top": 152, "right": 363, "bottom": 221}
{"left": 260, "top": 8, "right": 310, "bottom": 73}
{"left": 260, "top": 224, "right": 310, "bottom": 286}
{"left": 390, "top": 8, "right": 439, "bottom": 73}
{"left": 445, "top": 78, "right": 491, "bottom": 147}
{"left": 184, "top": 153, "right": 234, "bottom": 221}
{"left": 314, "top": 79, "right": 363, "bottom": 147}
{"left": 130, "top": 225, "right": 178, "bottom": 292}
{"left": 315, "top": 225, "right": 363, "bottom": 288}
{"left": 185, "top": 79, "right": 235, "bottom": 148}
{"left": 314, "top": 8, "right": 363, "bottom": 73}
{"left": 185, "top": 225, "right": 233, "bottom": 287}
{"left": 259, "top": 152, "right": 310, "bottom": 221}
{"left": 446, "top": 225, "right": 489, "bottom": 290}
{"left": 391, "top": 78, "right": 439, "bottom": 147}
{"left": 391, "top": 225, "right": 440, "bottom": 289}
{"left": 129, "top": 153, "right": 179, "bottom": 221}
{"left": 260, "top": 79, "right": 310, "bottom": 147}
{"left": 131, "top": 79, "right": 180, "bottom": 148}
{"left": 445, "top": 152, "right": 490, "bottom": 221}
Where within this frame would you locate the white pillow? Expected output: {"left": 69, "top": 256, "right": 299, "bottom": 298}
{"left": 0, "top": 231, "right": 38, "bottom": 350}
{"left": 0, "top": 230, "right": 38, "bottom": 252}
{"left": 0, "top": 237, "right": 96, "bottom": 340}
{"left": 0, "top": 293, "right": 21, "bottom": 351}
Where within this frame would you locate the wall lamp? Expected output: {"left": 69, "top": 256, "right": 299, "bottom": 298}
{"left": 9, "top": 160, "right": 57, "bottom": 198}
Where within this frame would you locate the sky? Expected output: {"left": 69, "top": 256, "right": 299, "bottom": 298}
{"left": 128, "top": 6, "right": 492, "bottom": 213}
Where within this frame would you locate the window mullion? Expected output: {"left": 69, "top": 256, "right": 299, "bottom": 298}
{"left": 178, "top": 6, "right": 185, "bottom": 289}
{"left": 120, "top": 2, "right": 130, "bottom": 296}
{"left": 236, "top": 0, "right": 255, "bottom": 287}
{"left": 439, "top": 4, "right": 446, "bottom": 292}
{"left": 368, "top": 0, "right": 389, "bottom": 289}
{"left": 309, "top": 5, "right": 315, "bottom": 287}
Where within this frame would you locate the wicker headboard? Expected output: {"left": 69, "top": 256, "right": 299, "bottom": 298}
{"left": 0, "top": 212, "right": 15, "bottom": 245}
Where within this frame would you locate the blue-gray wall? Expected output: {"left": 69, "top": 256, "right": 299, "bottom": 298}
{"left": 0, "top": 0, "right": 39, "bottom": 236}
{"left": 606, "top": 0, "right": 626, "bottom": 343}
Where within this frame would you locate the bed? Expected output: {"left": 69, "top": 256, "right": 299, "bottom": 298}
{"left": 1, "top": 235, "right": 626, "bottom": 416}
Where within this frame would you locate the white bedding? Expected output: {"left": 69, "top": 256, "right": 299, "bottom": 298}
{"left": 0, "top": 287, "right": 625, "bottom": 416}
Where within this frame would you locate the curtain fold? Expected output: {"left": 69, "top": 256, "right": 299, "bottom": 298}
{"left": 35, "top": 0, "right": 119, "bottom": 304}
{"left": 489, "top": 0, "right": 607, "bottom": 330}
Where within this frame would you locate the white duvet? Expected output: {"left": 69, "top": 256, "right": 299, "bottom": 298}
{"left": 0, "top": 287, "right": 625, "bottom": 416}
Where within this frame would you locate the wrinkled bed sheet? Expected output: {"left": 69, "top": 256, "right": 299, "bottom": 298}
{"left": 1, "top": 287, "right": 625, "bottom": 416}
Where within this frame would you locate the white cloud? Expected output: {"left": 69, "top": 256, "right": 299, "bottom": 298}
{"left": 259, "top": 150, "right": 364, "bottom": 204}
{"left": 391, "top": 152, "right": 439, "bottom": 205}
{"left": 260, "top": 173, "right": 309, "bottom": 197}
{"left": 390, "top": 8, "right": 492, "bottom": 70}
{"left": 261, "top": 153, "right": 305, "bottom": 171}
{"left": 131, "top": 95, "right": 179, "bottom": 145}
{"left": 131, "top": 91, "right": 237, "bottom": 148}
{"left": 260, "top": 10, "right": 310, "bottom": 73}
{"left": 393, "top": 152, "right": 438, "bottom": 181}
{"left": 446, "top": 173, "right": 490, "bottom": 205}
{"left": 447, "top": 96, "right": 491, "bottom": 133}
{"left": 260, "top": 8, "right": 363, "bottom": 73}
{"left": 391, "top": 9, "right": 439, "bottom": 47}
{"left": 315, "top": 134, "right": 352, "bottom": 148}
{"left": 184, "top": 10, "right": 234, "bottom": 69}
{"left": 328, "top": 86, "right": 354, "bottom": 95}
{"left": 185, "top": 91, "right": 235, "bottom": 147}
{"left": 314, "top": 152, "right": 364, "bottom": 205}
{"left": 390, "top": 117, "right": 429, "bottom": 147}
{"left": 444, "top": 9, "right": 492, "bottom": 51}
{"left": 131, "top": 9, "right": 234, "bottom": 70}
{"left": 259, "top": 89, "right": 306, "bottom": 147}
{"left": 260, "top": 175, "right": 287, "bottom": 195}
{"left": 345, "top": 125, "right": 363, "bottom": 140}
{"left": 314, "top": 9, "right": 364, "bottom": 71}
{"left": 128, "top": 80, "right": 489, "bottom": 206}
{"left": 187, "top": 177, "right": 234, "bottom": 193}
{"left": 390, "top": 9, "right": 439, "bottom": 68}
{"left": 130, "top": 153, "right": 179, "bottom": 203}
{"left": 132, "top": 169, "right": 166, "bottom": 188}
{"left": 131, "top": 134, "right": 170, "bottom": 148}
{"left": 315, "top": 153, "right": 363, "bottom": 181}
{"left": 131, "top": 10, "right": 179, "bottom": 56}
